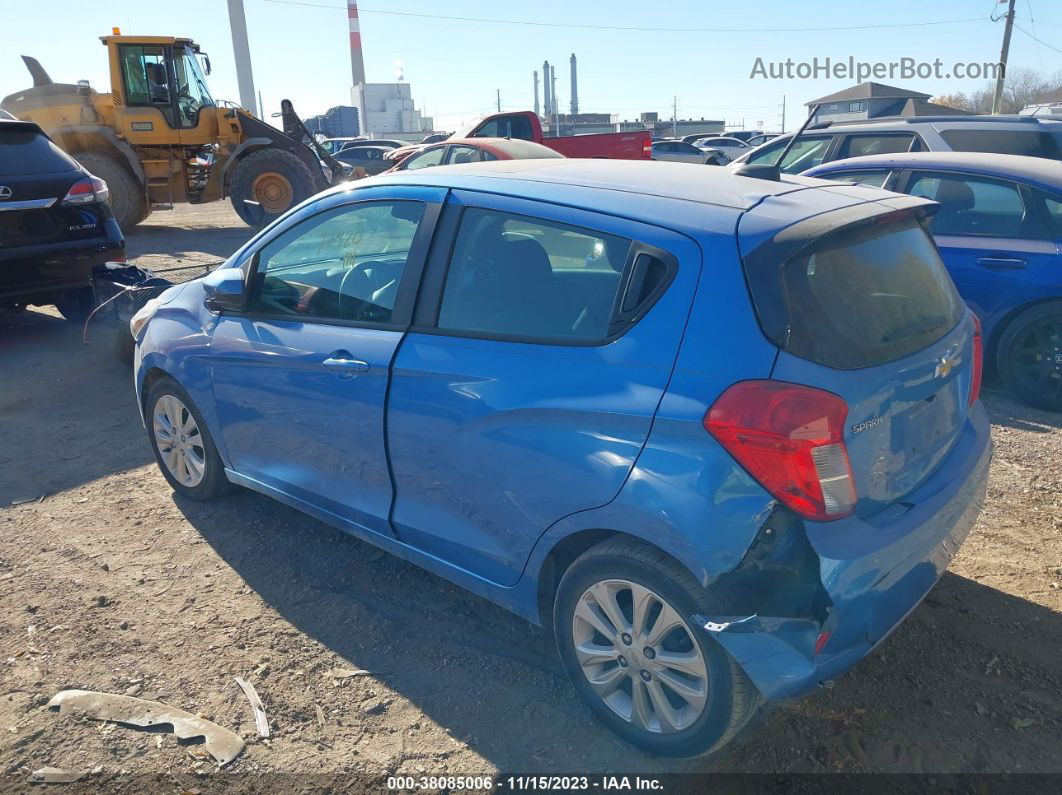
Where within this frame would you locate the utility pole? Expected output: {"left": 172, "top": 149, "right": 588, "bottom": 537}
{"left": 496, "top": 89, "right": 501, "bottom": 112}
{"left": 226, "top": 0, "right": 257, "bottom": 114}
{"left": 991, "top": 0, "right": 1017, "bottom": 115}
{"left": 781, "top": 95, "right": 786, "bottom": 133}
{"left": 672, "top": 96, "right": 677, "bottom": 138}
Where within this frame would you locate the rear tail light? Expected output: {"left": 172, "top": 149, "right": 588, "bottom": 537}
{"left": 642, "top": 138, "right": 652, "bottom": 158}
{"left": 704, "top": 381, "right": 857, "bottom": 521}
{"left": 61, "top": 176, "right": 109, "bottom": 206}
{"left": 968, "top": 313, "right": 983, "bottom": 407}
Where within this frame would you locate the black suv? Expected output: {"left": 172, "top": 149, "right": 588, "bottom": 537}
{"left": 1, "top": 121, "right": 125, "bottom": 320}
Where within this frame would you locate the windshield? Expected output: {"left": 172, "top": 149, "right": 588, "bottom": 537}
{"left": 172, "top": 46, "right": 215, "bottom": 127}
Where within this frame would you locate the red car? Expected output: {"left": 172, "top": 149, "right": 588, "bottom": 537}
{"left": 385, "top": 137, "right": 563, "bottom": 172}
{"left": 386, "top": 110, "right": 653, "bottom": 167}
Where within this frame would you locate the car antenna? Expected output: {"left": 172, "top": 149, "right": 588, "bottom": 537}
{"left": 732, "top": 102, "right": 820, "bottom": 182}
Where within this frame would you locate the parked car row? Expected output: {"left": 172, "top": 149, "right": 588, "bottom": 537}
{"left": 132, "top": 158, "right": 991, "bottom": 758}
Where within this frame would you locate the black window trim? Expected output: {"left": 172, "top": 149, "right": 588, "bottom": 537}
{"left": 896, "top": 168, "right": 1054, "bottom": 241}
{"left": 408, "top": 200, "right": 678, "bottom": 348}
{"left": 221, "top": 196, "right": 443, "bottom": 331}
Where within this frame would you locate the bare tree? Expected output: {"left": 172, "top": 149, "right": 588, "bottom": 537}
{"left": 933, "top": 68, "right": 1062, "bottom": 113}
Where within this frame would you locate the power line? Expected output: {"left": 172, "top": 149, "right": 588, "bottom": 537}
{"left": 1014, "top": 22, "right": 1062, "bottom": 55}
{"left": 259, "top": 1, "right": 987, "bottom": 33}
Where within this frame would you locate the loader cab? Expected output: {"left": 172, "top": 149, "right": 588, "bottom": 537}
{"left": 103, "top": 35, "right": 218, "bottom": 145}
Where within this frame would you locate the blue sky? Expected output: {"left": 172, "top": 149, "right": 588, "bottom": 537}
{"left": 3, "top": 0, "right": 1061, "bottom": 132}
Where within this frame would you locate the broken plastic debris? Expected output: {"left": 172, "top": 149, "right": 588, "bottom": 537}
{"left": 47, "top": 689, "right": 245, "bottom": 766}
{"left": 327, "top": 667, "right": 371, "bottom": 679}
{"left": 234, "top": 677, "right": 270, "bottom": 739}
{"left": 29, "top": 767, "right": 88, "bottom": 783}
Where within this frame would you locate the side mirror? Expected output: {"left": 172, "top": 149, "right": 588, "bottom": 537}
{"left": 243, "top": 199, "right": 265, "bottom": 229}
{"left": 203, "top": 268, "right": 246, "bottom": 313}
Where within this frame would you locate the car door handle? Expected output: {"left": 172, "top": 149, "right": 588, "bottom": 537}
{"left": 322, "top": 356, "right": 370, "bottom": 378}
{"left": 977, "top": 256, "right": 1026, "bottom": 270}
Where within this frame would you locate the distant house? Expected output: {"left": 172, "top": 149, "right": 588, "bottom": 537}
{"left": 808, "top": 82, "right": 972, "bottom": 124}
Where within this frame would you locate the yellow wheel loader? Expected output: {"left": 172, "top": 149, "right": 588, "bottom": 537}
{"left": 1, "top": 34, "right": 345, "bottom": 229}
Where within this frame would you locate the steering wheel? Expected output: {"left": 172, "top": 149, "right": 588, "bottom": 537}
{"left": 337, "top": 259, "right": 404, "bottom": 318}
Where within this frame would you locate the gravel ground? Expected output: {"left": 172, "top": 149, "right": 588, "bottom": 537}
{"left": 0, "top": 205, "right": 1060, "bottom": 790}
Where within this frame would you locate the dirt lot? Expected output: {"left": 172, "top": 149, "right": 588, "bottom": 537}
{"left": 1, "top": 204, "right": 1060, "bottom": 789}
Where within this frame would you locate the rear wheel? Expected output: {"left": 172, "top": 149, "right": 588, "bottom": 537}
{"left": 73, "top": 152, "right": 149, "bottom": 229}
{"left": 997, "top": 301, "right": 1062, "bottom": 412}
{"left": 228, "top": 149, "right": 319, "bottom": 226}
{"left": 145, "top": 377, "right": 233, "bottom": 500}
{"left": 554, "top": 538, "right": 761, "bottom": 757}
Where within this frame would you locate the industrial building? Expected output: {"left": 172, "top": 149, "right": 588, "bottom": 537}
{"left": 345, "top": 0, "right": 433, "bottom": 138}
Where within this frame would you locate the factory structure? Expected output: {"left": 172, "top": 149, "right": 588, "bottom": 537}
{"left": 534, "top": 54, "right": 724, "bottom": 138}
{"left": 331, "top": 0, "right": 433, "bottom": 139}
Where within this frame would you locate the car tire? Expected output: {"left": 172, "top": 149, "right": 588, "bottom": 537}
{"left": 228, "top": 149, "right": 319, "bottom": 226}
{"left": 144, "top": 376, "right": 233, "bottom": 500}
{"left": 74, "top": 152, "right": 150, "bottom": 229}
{"left": 55, "top": 287, "right": 97, "bottom": 322}
{"left": 996, "top": 301, "right": 1062, "bottom": 412}
{"left": 554, "top": 537, "right": 761, "bottom": 757}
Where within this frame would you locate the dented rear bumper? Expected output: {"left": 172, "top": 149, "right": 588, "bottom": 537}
{"left": 696, "top": 402, "right": 991, "bottom": 701}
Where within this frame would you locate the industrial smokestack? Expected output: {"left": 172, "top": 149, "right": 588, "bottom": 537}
{"left": 570, "top": 53, "right": 578, "bottom": 116}
{"left": 551, "top": 65, "right": 558, "bottom": 120}
{"left": 542, "top": 60, "right": 551, "bottom": 117}
{"left": 347, "top": 0, "right": 366, "bottom": 86}
{"left": 533, "top": 71, "right": 540, "bottom": 116}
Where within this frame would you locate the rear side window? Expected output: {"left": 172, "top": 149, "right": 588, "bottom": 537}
{"left": 473, "top": 115, "right": 534, "bottom": 140}
{"left": 437, "top": 208, "right": 636, "bottom": 341}
{"left": 0, "top": 128, "right": 78, "bottom": 175}
{"left": 908, "top": 172, "right": 1032, "bottom": 238}
{"left": 837, "top": 134, "right": 917, "bottom": 158}
{"left": 817, "top": 170, "right": 891, "bottom": 188}
{"left": 757, "top": 219, "right": 964, "bottom": 369}
{"left": 940, "top": 129, "right": 1062, "bottom": 160}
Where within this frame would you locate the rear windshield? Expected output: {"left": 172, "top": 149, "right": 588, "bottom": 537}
{"left": 940, "top": 129, "right": 1062, "bottom": 160}
{"left": 760, "top": 218, "right": 964, "bottom": 369}
{"left": 0, "top": 127, "right": 79, "bottom": 175}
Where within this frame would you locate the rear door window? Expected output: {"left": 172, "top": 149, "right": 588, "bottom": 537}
{"left": 836, "top": 133, "right": 918, "bottom": 158}
{"left": 940, "top": 129, "right": 1062, "bottom": 159}
{"left": 908, "top": 171, "right": 1031, "bottom": 237}
{"left": 446, "top": 145, "right": 482, "bottom": 164}
{"left": 0, "top": 128, "right": 78, "bottom": 175}
{"left": 747, "top": 218, "right": 964, "bottom": 369}
{"left": 437, "top": 208, "right": 638, "bottom": 341}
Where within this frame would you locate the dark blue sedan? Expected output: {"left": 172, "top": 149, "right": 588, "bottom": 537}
{"left": 805, "top": 151, "right": 1062, "bottom": 411}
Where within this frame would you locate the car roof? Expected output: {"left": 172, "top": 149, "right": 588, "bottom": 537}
{"left": 344, "top": 157, "right": 875, "bottom": 215}
{"left": 805, "top": 151, "right": 1062, "bottom": 190}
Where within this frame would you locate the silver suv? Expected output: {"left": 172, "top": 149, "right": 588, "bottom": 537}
{"left": 730, "top": 115, "right": 1062, "bottom": 174}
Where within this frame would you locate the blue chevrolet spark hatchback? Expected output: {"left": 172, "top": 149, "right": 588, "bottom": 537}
{"left": 133, "top": 160, "right": 991, "bottom": 756}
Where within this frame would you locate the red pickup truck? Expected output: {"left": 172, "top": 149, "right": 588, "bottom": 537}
{"left": 387, "top": 111, "right": 651, "bottom": 165}
{"left": 456, "top": 111, "right": 651, "bottom": 159}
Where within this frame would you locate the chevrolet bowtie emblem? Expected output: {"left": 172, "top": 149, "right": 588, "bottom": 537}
{"left": 934, "top": 354, "right": 960, "bottom": 379}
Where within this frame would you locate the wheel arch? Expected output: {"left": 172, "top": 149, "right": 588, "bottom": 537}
{"left": 986, "top": 296, "right": 1062, "bottom": 372}
{"left": 219, "top": 136, "right": 273, "bottom": 195}
{"left": 53, "top": 126, "right": 146, "bottom": 185}
{"left": 534, "top": 528, "right": 704, "bottom": 632}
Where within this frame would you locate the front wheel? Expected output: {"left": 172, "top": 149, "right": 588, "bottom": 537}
{"left": 145, "top": 377, "right": 233, "bottom": 500}
{"left": 996, "top": 301, "right": 1062, "bottom": 412}
{"left": 228, "top": 149, "right": 319, "bottom": 226}
{"left": 554, "top": 538, "right": 761, "bottom": 757}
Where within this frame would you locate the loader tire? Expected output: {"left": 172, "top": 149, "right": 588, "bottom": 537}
{"left": 229, "top": 149, "right": 319, "bottom": 226}
{"left": 74, "top": 152, "right": 150, "bottom": 230}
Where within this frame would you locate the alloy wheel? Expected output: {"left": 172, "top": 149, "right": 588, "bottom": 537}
{"left": 1010, "top": 317, "right": 1062, "bottom": 406}
{"left": 572, "top": 579, "right": 709, "bottom": 734}
{"left": 152, "top": 394, "right": 206, "bottom": 488}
